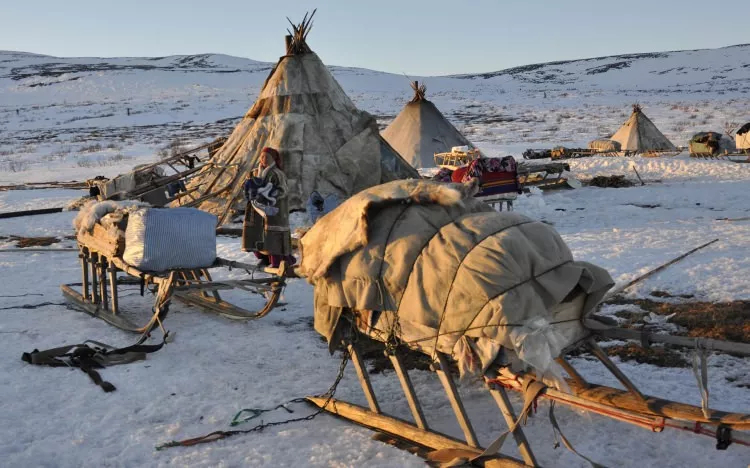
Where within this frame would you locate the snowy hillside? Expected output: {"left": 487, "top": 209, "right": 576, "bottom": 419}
{"left": 0, "top": 44, "right": 748, "bottom": 182}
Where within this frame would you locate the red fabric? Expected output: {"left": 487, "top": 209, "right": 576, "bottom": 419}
{"left": 451, "top": 167, "right": 468, "bottom": 183}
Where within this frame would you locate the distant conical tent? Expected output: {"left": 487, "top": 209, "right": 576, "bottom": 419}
{"left": 173, "top": 11, "right": 418, "bottom": 223}
{"left": 382, "top": 81, "right": 474, "bottom": 169}
{"left": 610, "top": 104, "right": 676, "bottom": 153}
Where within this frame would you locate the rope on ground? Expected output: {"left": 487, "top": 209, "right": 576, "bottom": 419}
{"left": 155, "top": 349, "right": 351, "bottom": 450}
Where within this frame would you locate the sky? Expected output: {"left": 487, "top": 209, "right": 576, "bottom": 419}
{"left": 2, "top": 0, "right": 749, "bottom": 76}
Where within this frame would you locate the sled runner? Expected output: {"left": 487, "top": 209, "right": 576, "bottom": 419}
{"left": 299, "top": 179, "right": 750, "bottom": 466}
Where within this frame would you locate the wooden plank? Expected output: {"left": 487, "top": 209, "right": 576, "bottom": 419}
{"left": 588, "top": 339, "right": 646, "bottom": 401}
{"left": 487, "top": 385, "right": 538, "bottom": 466}
{"left": 435, "top": 352, "right": 479, "bottom": 447}
{"left": 495, "top": 368, "right": 750, "bottom": 430}
{"left": 305, "top": 397, "right": 527, "bottom": 467}
{"left": 348, "top": 344, "right": 381, "bottom": 414}
{"left": 388, "top": 352, "right": 429, "bottom": 430}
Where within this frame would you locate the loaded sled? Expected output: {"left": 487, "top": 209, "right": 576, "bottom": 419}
{"left": 433, "top": 156, "right": 579, "bottom": 211}
{"left": 62, "top": 202, "right": 290, "bottom": 333}
{"left": 299, "top": 180, "right": 750, "bottom": 466}
{"left": 87, "top": 137, "right": 226, "bottom": 207}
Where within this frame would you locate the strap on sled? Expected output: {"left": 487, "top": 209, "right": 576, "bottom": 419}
{"left": 21, "top": 332, "right": 168, "bottom": 392}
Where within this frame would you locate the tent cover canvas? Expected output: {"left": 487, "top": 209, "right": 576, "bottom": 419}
{"left": 610, "top": 105, "right": 676, "bottom": 153}
{"left": 736, "top": 122, "right": 750, "bottom": 150}
{"left": 172, "top": 15, "right": 418, "bottom": 222}
{"left": 382, "top": 82, "right": 474, "bottom": 169}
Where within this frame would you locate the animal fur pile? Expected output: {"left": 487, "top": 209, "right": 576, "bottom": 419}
{"left": 73, "top": 200, "right": 150, "bottom": 236}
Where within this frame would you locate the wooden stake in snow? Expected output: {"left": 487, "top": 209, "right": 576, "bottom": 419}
{"left": 608, "top": 238, "right": 719, "bottom": 296}
{"left": 631, "top": 164, "right": 645, "bottom": 186}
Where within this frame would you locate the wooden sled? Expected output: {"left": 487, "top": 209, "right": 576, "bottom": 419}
{"left": 726, "top": 151, "right": 750, "bottom": 163}
{"left": 89, "top": 137, "right": 226, "bottom": 207}
{"left": 61, "top": 234, "right": 290, "bottom": 332}
{"left": 309, "top": 313, "right": 750, "bottom": 466}
{"left": 641, "top": 148, "right": 684, "bottom": 158}
{"left": 517, "top": 162, "right": 580, "bottom": 191}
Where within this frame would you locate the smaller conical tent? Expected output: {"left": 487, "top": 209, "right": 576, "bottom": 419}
{"left": 382, "top": 82, "right": 474, "bottom": 169}
{"left": 610, "top": 104, "right": 676, "bottom": 153}
{"left": 172, "top": 11, "right": 418, "bottom": 223}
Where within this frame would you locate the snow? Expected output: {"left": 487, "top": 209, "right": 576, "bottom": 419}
{"left": 1, "top": 45, "right": 749, "bottom": 467}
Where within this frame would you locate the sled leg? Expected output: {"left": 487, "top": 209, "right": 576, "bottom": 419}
{"left": 588, "top": 338, "right": 645, "bottom": 401}
{"left": 388, "top": 351, "right": 429, "bottom": 429}
{"left": 108, "top": 262, "right": 119, "bottom": 314}
{"left": 98, "top": 256, "right": 108, "bottom": 311}
{"left": 90, "top": 253, "right": 100, "bottom": 304}
{"left": 199, "top": 268, "right": 221, "bottom": 301}
{"left": 80, "top": 248, "right": 90, "bottom": 301}
{"left": 556, "top": 357, "right": 589, "bottom": 389}
{"left": 487, "top": 384, "right": 538, "bottom": 466}
{"left": 434, "top": 352, "right": 479, "bottom": 447}
{"left": 349, "top": 343, "right": 381, "bottom": 413}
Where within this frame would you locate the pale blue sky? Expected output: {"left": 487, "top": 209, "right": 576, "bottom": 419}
{"left": 3, "top": 0, "right": 748, "bottom": 75}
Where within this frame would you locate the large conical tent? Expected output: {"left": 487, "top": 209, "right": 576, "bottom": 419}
{"left": 610, "top": 104, "right": 676, "bottom": 153}
{"left": 172, "top": 11, "right": 418, "bottom": 223}
{"left": 382, "top": 81, "right": 474, "bottom": 169}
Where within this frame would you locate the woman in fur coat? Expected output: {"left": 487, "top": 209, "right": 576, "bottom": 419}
{"left": 242, "top": 147, "right": 295, "bottom": 268}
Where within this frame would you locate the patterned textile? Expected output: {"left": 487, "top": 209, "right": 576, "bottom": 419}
{"left": 462, "top": 156, "right": 516, "bottom": 182}
{"left": 431, "top": 167, "right": 454, "bottom": 183}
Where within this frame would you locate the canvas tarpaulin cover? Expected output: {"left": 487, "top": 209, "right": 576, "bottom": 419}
{"left": 300, "top": 180, "right": 613, "bottom": 378}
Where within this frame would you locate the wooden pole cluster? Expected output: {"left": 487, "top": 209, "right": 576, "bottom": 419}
{"left": 410, "top": 81, "right": 427, "bottom": 102}
{"left": 285, "top": 9, "right": 316, "bottom": 55}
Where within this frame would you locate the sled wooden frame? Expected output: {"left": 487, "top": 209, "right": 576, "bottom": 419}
{"left": 308, "top": 320, "right": 750, "bottom": 466}
{"left": 93, "top": 138, "right": 227, "bottom": 207}
{"left": 641, "top": 148, "right": 684, "bottom": 158}
{"left": 434, "top": 149, "right": 481, "bottom": 170}
{"left": 61, "top": 245, "right": 289, "bottom": 333}
{"left": 517, "top": 162, "right": 576, "bottom": 191}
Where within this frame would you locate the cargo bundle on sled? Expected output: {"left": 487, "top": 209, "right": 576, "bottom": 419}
{"left": 298, "top": 179, "right": 750, "bottom": 466}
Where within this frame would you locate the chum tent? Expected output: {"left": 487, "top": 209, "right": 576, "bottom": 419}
{"left": 382, "top": 81, "right": 474, "bottom": 169}
{"left": 172, "top": 11, "right": 418, "bottom": 223}
{"left": 610, "top": 104, "right": 676, "bottom": 153}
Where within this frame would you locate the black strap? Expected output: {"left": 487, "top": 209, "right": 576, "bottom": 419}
{"left": 21, "top": 333, "right": 168, "bottom": 392}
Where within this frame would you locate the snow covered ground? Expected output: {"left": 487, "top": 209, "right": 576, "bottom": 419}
{"left": 1, "top": 156, "right": 749, "bottom": 467}
{"left": 0, "top": 44, "right": 749, "bottom": 467}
